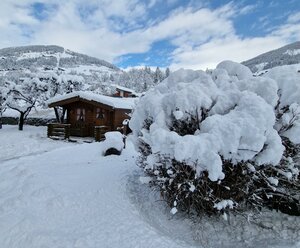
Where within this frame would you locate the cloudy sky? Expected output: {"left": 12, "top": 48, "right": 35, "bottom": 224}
{"left": 1, "top": 0, "right": 300, "bottom": 70}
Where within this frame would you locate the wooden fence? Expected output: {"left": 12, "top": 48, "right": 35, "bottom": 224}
{"left": 47, "top": 124, "right": 126, "bottom": 142}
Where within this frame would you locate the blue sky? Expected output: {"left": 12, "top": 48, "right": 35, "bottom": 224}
{"left": 0, "top": 0, "right": 300, "bottom": 70}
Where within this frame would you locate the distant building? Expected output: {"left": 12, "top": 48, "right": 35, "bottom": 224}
{"left": 112, "top": 85, "right": 138, "bottom": 98}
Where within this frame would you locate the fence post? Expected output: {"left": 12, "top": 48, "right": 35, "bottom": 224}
{"left": 94, "top": 126, "right": 101, "bottom": 142}
{"left": 47, "top": 123, "right": 53, "bottom": 137}
{"left": 64, "top": 124, "right": 71, "bottom": 140}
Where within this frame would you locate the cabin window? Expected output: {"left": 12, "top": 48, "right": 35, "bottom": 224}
{"left": 96, "top": 108, "right": 105, "bottom": 119}
{"left": 76, "top": 108, "right": 85, "bottom": 121}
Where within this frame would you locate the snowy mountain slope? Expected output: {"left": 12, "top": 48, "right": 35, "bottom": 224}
{"left": 0, "top": 45, "right": 121, "bottom": 89}
{"left": 0, "top": 45, "right": 119, "bottom": 71}
{"left": 242, "top": 41, "right": 300, "bottom": 72}
{"left": 0, "top": 125, "right": 299, "bottom": 248}
{"left": 0, "top": 45, "right": 167, "bottom": 98}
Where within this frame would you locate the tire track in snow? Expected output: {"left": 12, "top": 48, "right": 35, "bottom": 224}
{"left": 0, "top": 142, "right": 77, "bottom": 164}
{"left": 0, "top": 150, "right": 53, "bottom": 163}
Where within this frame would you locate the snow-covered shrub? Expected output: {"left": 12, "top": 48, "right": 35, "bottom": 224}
{"left": 102, "top": 131, "right": 125, "bottom": 156}
{"left": 264, "top": 65, "right": 300, "bottom": 144}
{"left": 130, "top": 62, "right": 300, "bottom": 216}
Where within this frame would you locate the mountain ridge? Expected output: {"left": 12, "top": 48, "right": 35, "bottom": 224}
{"left": 0, "top": 44, "right": 119, "bottom": 71}
{"left": 0, "top": 44, "right": 124, "bottom": 96}
{"left": 242, "top": 41, "right": 300, "bottom": 72}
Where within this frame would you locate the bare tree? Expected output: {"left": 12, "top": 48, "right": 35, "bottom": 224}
{"left": 0, "top": 84, "right": 8, "bottom": 129}
{"left": 5, "top": 79, "right": 47, "bottom": 130}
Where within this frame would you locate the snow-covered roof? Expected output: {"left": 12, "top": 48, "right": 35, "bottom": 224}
{"left": 111, "top": 84, "right": 137, "bottom": 94}
{"left": 47, "top": 91, "right": 136, "bottom": 109}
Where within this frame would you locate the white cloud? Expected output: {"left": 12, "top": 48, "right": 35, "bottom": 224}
{"left": 238, "top": 4, "right": 257, "bottom": 15}
{"left": 10, "top": 1, "right": 237, "bottom": 63}
{"left": 142, "top": 6, "right": 235, "bottom": 46}
{"left": 287, "top": 12, "right": 300, "bottom": 23}
{"left": 170, "top": 36, "right": 285, "bottom": 70}
{"left": 169, "top": 10, "right": 300, "bottom": 70}
{"left": 0, "top": 0, "right": 299, "bottom": 70}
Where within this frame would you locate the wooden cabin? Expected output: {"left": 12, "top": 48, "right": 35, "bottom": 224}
{"left": 112, "top": 85, "right": 137, "bottom": 98}
{"left": 47, "top": 91, "right": 135, "bottom": 140}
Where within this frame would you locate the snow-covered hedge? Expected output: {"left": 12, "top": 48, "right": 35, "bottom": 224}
{"left": 130, "top": 61, "right": 300, "bottom": 216}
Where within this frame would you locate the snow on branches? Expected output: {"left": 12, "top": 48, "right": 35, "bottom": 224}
{"left": 4, "top": 78, "right": 47, "bottom": 130}
{"left": 0, "top": 72, "right": 84, "bottom": 129}
{"left": 265, "top": 65, "right": 300, "bottom": 144}
{"left": 130, "top": 61, "right": 300, "bottom": 216}
{"left": 131, "top": 66, "right": 283, "bottom": 181}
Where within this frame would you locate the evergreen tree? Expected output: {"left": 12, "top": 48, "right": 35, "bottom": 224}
{"left": 154, "top": 67, "right": 163, "bottom": 84}
{"left": 165, "top": 67, "right": 170, "bottom": 78}
{"left": 144, "top": 66, "right": 151, "bottom": 74}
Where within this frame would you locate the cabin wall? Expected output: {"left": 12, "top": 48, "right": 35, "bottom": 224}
{"left": 94, "top": 108, "right": 114, "bottom": 130}
{"left": 66, "top": 101, "right": 115, "bottom": 136}
{"left": 113, "top": 109, "right": 131, "bottom": 130}
{"left": 66, "top": 102, "right": 94, "bottom": 136}
{"left": 67, "top": 102, "right": 93, "bottom": 125}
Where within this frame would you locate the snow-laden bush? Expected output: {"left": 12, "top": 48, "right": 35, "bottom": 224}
{"left": 130, "top": 61, "right": 300, "bottom": 216}
{"left": 264, "top": 65, "right": 300, "bottom": 144}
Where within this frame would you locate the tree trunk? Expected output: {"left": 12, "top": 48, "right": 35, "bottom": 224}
{"left": 19, "top": 112, "right": 25, "bottom": 131}
{"left": 0, "top": 102, "right": 2, "bottom": 129}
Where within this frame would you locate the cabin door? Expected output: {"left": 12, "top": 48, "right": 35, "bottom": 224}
{"left": 70, "top": 107, "right": 90, "bottom": 137}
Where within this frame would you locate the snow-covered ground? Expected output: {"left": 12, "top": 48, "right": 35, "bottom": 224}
{"left": 0, "top": 125, "right": 191, "bottom": 248}
{"left": 0, "top": 125, "right": 299, "bottom": 248}
{"left": 0, "top": 125, "right": 75, "bottom": 162}
{"left": 2, "top": 108, "right": 55, "bottom": 119}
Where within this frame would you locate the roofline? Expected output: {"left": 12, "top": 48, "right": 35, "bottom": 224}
{"left": 48, "top": 96, "right": 114, "bottom": 110}
{"left": 116, "top": 88, "right": 135, "bottom": 93}
{"left": 48, "top": 96, "right": 81, "bottom": 108}
{"left": 48, "top": 96, "right": 132, "bottom": 110}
